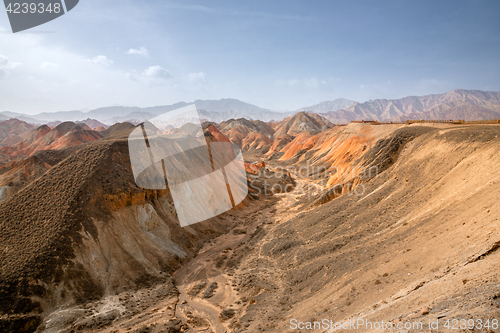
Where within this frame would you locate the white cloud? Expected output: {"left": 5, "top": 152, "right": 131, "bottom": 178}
{"left": 0, "top": 54, "right": 22, "bottom": 78}
{"left": 127, "top": 46, "right": 150, "bottom": 58}
{"left": 0, "top": 33, "right": 151, "bottom": 112}
{"left": 126, "top": 65, "right": 174, "bottom": 86}
{"left": 86, "top": 55, "right": 114, "bottom": 67}
{"left": 142, "top": 65, "right": 172, "bottom": 79}
{"left": 0, "top": 31, "right": 212, "bottom": 113}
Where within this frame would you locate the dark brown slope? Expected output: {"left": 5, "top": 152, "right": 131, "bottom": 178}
{"left": 0, "top": 122, "right": 135, "bottom": 203}
{"left": 0, "top": 145, "right": 84, "bottom": 197}
{"left": 0, "top": 142, "right": 123, "bottom": 300}
{"left": 0, "top": 139, "right": 195, "bottom": 330}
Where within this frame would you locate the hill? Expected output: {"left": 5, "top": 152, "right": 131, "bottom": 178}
{"left": 0, "top": 122, "right": 102, "bottom": 158}
{"left": 216, "top": 112, "right": 333, "bottom": 155}
{"left": 0, "top": 119, "right": 35, "bottom": 148}
{"left": 272, "top": 111, "right": 333, "bottom": 137}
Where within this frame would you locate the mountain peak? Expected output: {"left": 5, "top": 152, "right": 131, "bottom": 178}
{"left": 297, "top": 98, "right": 356, "bottom": 113}
{"left": 274, "top": 111, "right": 333, "bottom": 137}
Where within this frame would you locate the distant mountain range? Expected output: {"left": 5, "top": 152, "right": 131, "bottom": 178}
{"left": 320, "top": 89, "right": 500, "bottom": 123}
{"left": 0, "top": 99, "right": 295, "bottom": 125}
{"left": 1, "top": 90, "right": 500, "bottom": 125}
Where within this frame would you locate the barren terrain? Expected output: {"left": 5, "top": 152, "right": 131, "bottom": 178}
{"left": 1, "top": 120, "right": 500, "bottom": 333}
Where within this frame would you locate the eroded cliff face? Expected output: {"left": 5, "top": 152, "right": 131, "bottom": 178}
{"left": 63, "top": 197, "right": 186, "bottom": 305}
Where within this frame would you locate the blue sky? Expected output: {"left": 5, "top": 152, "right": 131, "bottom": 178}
{"left": 0, "top": 0, "right": 499, "bottom": 113}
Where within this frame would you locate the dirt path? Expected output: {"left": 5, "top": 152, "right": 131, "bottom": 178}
{"left": 172, "top": 203, "right": 275, "bottom": 332}
{"left": 273, "top": 170, "right": 326, "bottom": 223}
{"left": 171, "top": 170, "right": 322, "bottom": 332}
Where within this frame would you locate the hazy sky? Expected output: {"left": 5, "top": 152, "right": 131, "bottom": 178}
{"left": 1, "top": 0, "right": 499, "bottom": 114}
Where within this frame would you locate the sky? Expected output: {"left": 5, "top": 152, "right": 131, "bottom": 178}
{"left": 0, "top": 0, "right": 499, "bottom": 114}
